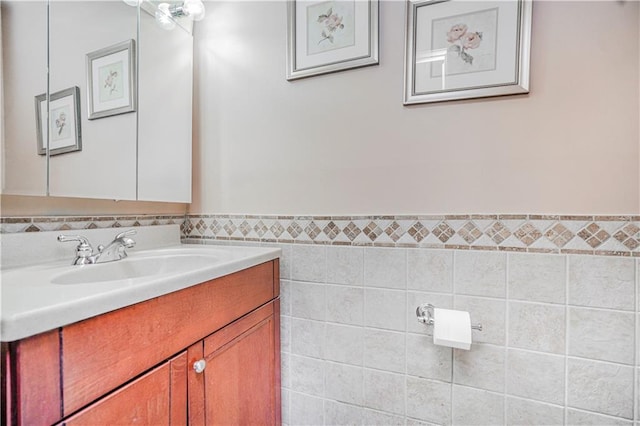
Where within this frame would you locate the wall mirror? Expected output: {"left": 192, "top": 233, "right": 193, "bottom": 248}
{"left": 1, "top": 0, "right": 193, "bottom": 203}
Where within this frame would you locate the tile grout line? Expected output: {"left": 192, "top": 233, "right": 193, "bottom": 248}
{"left": 564, "top": 255, "right": 570, "bottom": 425}
{"left": 403, "top": 248, "right": 409, "bottom": 423}
{"left": 504, "top": 252, "right": 510, "bottom": 424}
{"left": 361, "top": 246, "right": 367, "bottom": 421}
{"left": 634, "top": 257, "right": 638, "bottom": 424}
{"left": 451, "top": 250, "right": 457, "bottom": 425}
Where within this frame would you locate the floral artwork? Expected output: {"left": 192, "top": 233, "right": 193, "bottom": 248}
{"left": 51, "top": 105, "right": 71, "bottom": 142}
{"left": 317, "top": 8, "right": 344, "bottom": 44}
{"left": 98, "top": 60, "right": 124, "bottom": 103}
{"left": 431, "top": 8, "right": 498, "bottom": 77}
{"left": 306, "top": 1, "right": 355, "bottom": 55}
{"left": 446, "top": 24, "right": 483, "bottom": 65}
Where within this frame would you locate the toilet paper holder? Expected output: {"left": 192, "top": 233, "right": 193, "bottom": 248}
{"left": 416, "top": 303, "right": 483, "bottom": 331}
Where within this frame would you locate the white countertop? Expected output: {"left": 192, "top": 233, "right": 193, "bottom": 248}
{"left": 1, "top": 243, "right": 280, "bottom": 342}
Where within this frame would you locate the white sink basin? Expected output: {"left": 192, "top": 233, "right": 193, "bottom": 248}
{"left": 51, "top": 254, "right": 220, "bottom": 285}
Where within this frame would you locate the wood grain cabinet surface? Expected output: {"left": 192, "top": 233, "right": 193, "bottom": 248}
{"left": 1, "top": 260, "right": 281, "bottom": 426}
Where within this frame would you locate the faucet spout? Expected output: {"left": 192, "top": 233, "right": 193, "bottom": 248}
{"left": 96, "top": 229, "right": 137, "bottom": 263}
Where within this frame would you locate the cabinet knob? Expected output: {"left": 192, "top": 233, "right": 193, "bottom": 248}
{"left": 193, "top": 359, "right": 206, "bottom": 374}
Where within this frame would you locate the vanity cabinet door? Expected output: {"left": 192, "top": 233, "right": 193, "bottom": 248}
{"left": 189, "top": 300, "right": 281, "bottom": 426}
{"left": 61, "top": 352, "right": 187, "bottom": 426}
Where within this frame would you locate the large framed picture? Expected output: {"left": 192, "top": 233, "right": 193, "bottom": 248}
{"left": 35, "top": 86, "right": 82, "bottom": 156}
{"left": 287, "top": 0, "right": 379, "bottom": 80}
{"left": 86, "top": 39, "right": 136, "bottom": 119}
{"left": 404, "top": 0, "right": 532, "bottom": 104}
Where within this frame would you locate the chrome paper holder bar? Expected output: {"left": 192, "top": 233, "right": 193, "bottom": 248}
{"left": 416, "top": 303, "right": 483, "bottom": 331}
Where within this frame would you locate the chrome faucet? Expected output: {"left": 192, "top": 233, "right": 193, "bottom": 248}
{"left": 58, "top": 229, "right": 137, "bottom": 265}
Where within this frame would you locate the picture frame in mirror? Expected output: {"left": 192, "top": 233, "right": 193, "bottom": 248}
{"left": 34, "top": 86, "right": 82, "bottom": 156}
{"left": 86, "top": 39, "right": 137, "bottom": 119}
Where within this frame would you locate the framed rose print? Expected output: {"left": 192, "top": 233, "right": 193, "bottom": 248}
{"left": 35, "top": 87, "right": 82, "bottom": 156}
{"left": 287, "top": 0, "right": 379, "bottom": 80}
{"left": 403, "top": 0, "right": 532, "bottom": 104}
{"left": 86, "top": 39, "right": 136, "bottom": 119}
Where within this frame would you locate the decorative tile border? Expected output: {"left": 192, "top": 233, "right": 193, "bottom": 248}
{"left": 0, "top": 215, "right": 186, "bottom": 234}
{"left": 3, "top": 213, "right": 639, "bottom": 257}
{"left": 183, "top": 214, "right": 640, "bottom": 257}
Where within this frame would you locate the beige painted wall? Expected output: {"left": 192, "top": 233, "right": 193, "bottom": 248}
{"left": 191, "top": 0, "right": 640, "bottom": 215}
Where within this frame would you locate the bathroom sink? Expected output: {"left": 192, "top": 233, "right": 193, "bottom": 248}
{"left": 1, "top": 243, "right": 281, "bottom": 342}
{"left": 51, "top": 254, "right": 219, "bottom": 285}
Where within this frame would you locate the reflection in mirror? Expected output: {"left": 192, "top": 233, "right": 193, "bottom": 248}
{"left": 138, "top": 1, "right": 192, "bottom": 202}
{"left": 2, "top": 1, "right": 194, "bottom": 204}
{"left": 1, "top": 1, "right": 48, "bottom": 196}
{"left": 48, "top": 1, "right": 138, "bottom": 200}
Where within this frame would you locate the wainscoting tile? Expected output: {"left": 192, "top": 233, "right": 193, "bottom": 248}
{"left": 326, "top": 246, "right": 364, "bottom": 286}
{"left": 291, "top": 318, "right": 324, "bottom": 358}
{"left": 406, "top": 333, "right": 452, "bottom": 382}
{"left": 407, "top": 249, "right": 454, "bottom": 293}
{"left": 324, "top": 323, "right": 363, "bottom": 366}
{"left": 364, "top": 288, "right": 407, "bottom": 331}
{"left": 453, "top": 344, "right": 505, "bottom": 393}
{"left": 568, "top": 256, "right": 635, "bottom": 311}
{"left": 364, "top": 369, "right": 406, "bottom": 415}
{"left": 506, "top": 349, "right": 565, "bottom": 405}
{"left": 508, "top": 253, "right": 566, "bottom": 304}
{"left": 452, "top": 386, "right": 504, "bottom": 426}
{"left": 569, "top": 307, "right": 635, "bottom": 365}
{"left": 505, "top": 397, "right": 564, "bottom": 426}
{"left": 289, "top": 355, "right": 324, "bottom": 397}
{"left": 291, "top": 244, "right": 326, "bottom": 283}
{"left": 454, "top": 251, "right": 506, "bottom": 298}
{"left": 281, "top": 315, "right": 291, "bottom": 353}
{"left": 406, "top": 377, "right": 451, "bottom": 424}
{"left": 325, "top": 362, "right": 363, "bottom": 405}
{"left": 566, "top": 409, "right": 633, "bottom": 425}
{"left": 567, "top": 358, "right": 634, "bottom": 419}
{"left": 289, "top": 392, "right": 324, "bottom": 426}
{"left": 290, "top": 281, "right": 325, "bottom": 321}
{"left": 325, "top": 285, "right": 364, "bottom": 326}
{"left": 364, "top": 329, "right": 406, "bottom": 374}
{"left": 363, "top": 409, "right": 406, "bottom": 426}
{"left": 364, "top": 247, "right": 407, "bottom": 289}
{"left": 324, "top": 401, "right": 364, "bottom": 426}
{"left": 508, "top": 301, "right": 565, "bottom": 354}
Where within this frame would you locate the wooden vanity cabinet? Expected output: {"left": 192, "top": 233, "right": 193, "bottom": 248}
{"left": 2, "top": 260, "right": 281, "bottom": 426}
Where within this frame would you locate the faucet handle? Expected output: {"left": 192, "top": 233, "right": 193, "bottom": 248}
{"left": 114, "top": 229, "right": 137, "bottom": 240}
{"left": 57, "top": 234, "right": 91, "bottom": 245}
{"left": 57, "top": 235, "right": 94, "bottom": 264}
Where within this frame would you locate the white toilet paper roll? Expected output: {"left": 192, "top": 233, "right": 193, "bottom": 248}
{"left": 432, "top": 308, "right": 472, "bottom": 350}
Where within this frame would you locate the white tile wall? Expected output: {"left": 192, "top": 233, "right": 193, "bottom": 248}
{"left": 276, "top": 243, "right": 638, "bottom": 425}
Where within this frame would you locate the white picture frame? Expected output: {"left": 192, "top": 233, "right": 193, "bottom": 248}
{"left": 86, "top": 39, "right": 136, "bottom": 119}
{"left": 287, "top": 0, "right": 379, "bottom": 80}
{"left": 403, "top": 0, "right": 532, "bottom": 104}
{"left": 35, "top": 87, "right": 82, "bottom": 156}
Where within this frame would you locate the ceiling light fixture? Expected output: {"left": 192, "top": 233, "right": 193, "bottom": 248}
{"left": 155, "top": 0, "right": 205, "bottom": 30}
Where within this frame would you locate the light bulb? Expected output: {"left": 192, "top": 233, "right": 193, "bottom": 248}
{"left": 183, "top": 0, "right": 205, "bottom": 21}
{"left": 155, "top": 3, "right": 176, "bottom": 30}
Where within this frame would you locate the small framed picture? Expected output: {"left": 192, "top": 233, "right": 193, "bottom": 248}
{"left": 287, "top": 0, "right": 379, "bottom": 80}
{"left": 404, "top": 0, "right": 532, "bottom": 104}
{"left": 35, "top": 86, "right": 82, "bottom": 156}
{"left": 86, "top": 39, "right": 136, "bottom": 119}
